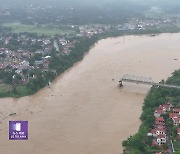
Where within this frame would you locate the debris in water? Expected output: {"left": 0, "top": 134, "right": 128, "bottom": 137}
{"left": 9, "top": 113, "right": 16, "bottom": 116}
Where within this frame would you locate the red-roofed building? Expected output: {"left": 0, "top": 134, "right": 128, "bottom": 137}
{"left": 157, "top": 134, "right": 166, "bottom": 145}
{"left": 172, "top": 117, "right": 180, "bottom": 126}
{"left": 173, "top": 108, "right": 180, "bottom": 115}
{"left": 156, "top": 117, "right": 165, "bottom": 125}
{"left": 154, "top": 109, "right": 164, "bottom": 117}
{"left": 151, "top": 128, "right": 166, "bottom": 137}
{"left": 159, "top": 104, "right": 171, "bottom": 112}
{"left": 152, "top": 134, "right": 167, "bottom": 146}
{"left": 154, "top": 124, "right": 166, "bottom": 130}
{"left": 169, "top": 113, "right": 179, "bottom": 119}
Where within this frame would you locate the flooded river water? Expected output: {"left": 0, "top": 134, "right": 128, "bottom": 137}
{"left": 0, "top": 33, "right": 180, "bottom": 154}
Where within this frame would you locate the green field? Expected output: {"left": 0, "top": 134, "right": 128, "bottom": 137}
{"left": 0, "top": 83, "right": 12, "bottom": 93}
{"left": 2, "top": 23, "right": 76, "bottom": 36}
{"left": 173, "top": 140, "right": 180, "bottom": 152}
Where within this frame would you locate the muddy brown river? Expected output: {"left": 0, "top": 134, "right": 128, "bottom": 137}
{"left": 0, "top": 33, "right": 180, "bottom": 154}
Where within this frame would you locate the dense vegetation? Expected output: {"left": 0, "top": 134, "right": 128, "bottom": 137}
{"left": 123, "top": 70, "right": 180, "bottom": 153}
{"left": 0, "top": 35, "right": 99, "bottom": 97}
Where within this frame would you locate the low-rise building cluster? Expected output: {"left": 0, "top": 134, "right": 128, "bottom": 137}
{"left": 148, "top": 101, "right": 180, "bottom": 150}
{"left": 116, "top": 18, "right": 177, "bottom": 31}
{"left": 78, "top": 25, "right": 111, "bottom": 37}
{"left": 0, "top": 25, "right": 109, "bottom": 85}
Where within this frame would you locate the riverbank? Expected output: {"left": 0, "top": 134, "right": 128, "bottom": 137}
{"left": 1, "top": 27, "right": 180, "bottom": 98}
{"left": 0, "top": 33, "right": 180, "bottom": 154}
{"left": 123, "top": 70, "right": 180, "bottom": 153}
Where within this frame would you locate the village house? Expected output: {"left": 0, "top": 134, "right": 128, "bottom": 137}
{"left": 76, "top": 33, "right": 83, "bottom": 37}
{"left": 35, "top": 50, "right": 44, "bottom": 54}
{"left": 159, "top": 104, "right": 171, "bottom": 112}
{"left": 20, "top": 60, "right": 29, "bottom": 69}
{"left": 154, "top": 102, "right": 172, "bottom": 117}
{"left": 154, "top": 109, "right": 164, "bottom": 117}
{"left": 151, "top": 128, "right": 166, "bottom": 137}
{"left": 34, "top": 60, "right": 44, "bottom": 68}
{"left": 172, "top": 117, "right": 180, "bottom": 126}
{"left": 12, "top": 63, "right": 20, "bottom": 69}
{"left": 59, "top": 38, "right": 68, "bottom": 46}
{"left": 15, "top": 68, "right": 22, "bottom": 74}
{"left": 168, "top": 107, "right": 180, "bottom": 126}
{"left": 173, "top": 108, "right": 180, "bottom": 115}
{"left": 43, "top": 39, "right": 51, "bottom": 45}
{"left": 65, "top": 42, "right": 75, "bottom": 49}
{"left": 154, "top": 124, "right": 166, "bottom": 130}
{"left": 43, "top": 60, "right": 50, "bottom": 69}
{"left": 37, "top": 38, "right": 43, "bottom": 42}
{"left": 156, "top": 134, "right": 167, "bottom": 145}
{"left": 169, "top": 113, "right": 179, "bottom": 119}
{"left": 155, "top": 117, "right": 165, "bottom": 125}
{"left": 152, "top": 134, "right": 167, "bottom": 146}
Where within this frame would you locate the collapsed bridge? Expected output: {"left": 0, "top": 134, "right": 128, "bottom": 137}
{"left": 119, "top": 74, "right": 180, "bottom": 89}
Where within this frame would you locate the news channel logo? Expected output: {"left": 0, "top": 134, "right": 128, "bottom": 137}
{"left": 9, "top": 121, "right": 28, "bottom": 140}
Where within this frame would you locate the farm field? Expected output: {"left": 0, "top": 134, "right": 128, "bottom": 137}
{"left": 2, "top": 23, "right": 77, "bottom": 36}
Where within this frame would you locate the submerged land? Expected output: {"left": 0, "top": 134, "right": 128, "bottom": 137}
{"left": 1, "top": 1, "right": 180, "bottom": 153}
{"left": 0, "top": 33, "right": 180, "bottom": 153}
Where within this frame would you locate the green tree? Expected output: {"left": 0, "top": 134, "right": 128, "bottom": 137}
{"left": 167, "top": 118, "right": 174, "bottom": 128}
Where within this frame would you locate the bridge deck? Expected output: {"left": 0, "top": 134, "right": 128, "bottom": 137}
{"left": 120, "top": 74, "right": 180, "bottom": 89}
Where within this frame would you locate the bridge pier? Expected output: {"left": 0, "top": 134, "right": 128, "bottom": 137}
{"left": 119, "top": 80, "right": 123, "bottom": 87}
{"left": 120, "top": 74, "right": 180, "bottom": 89}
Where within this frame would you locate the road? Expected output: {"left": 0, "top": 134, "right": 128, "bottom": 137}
{"left": 165, "top": 124, "right": 174, "bottom": 154}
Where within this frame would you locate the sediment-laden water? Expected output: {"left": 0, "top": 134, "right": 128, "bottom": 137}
{"left": 0, "top": 33, "right": 180, "bottom": 154}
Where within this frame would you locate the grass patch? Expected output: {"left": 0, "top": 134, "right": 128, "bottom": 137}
{"left": 2, "top": 23, "right": 77, "bottom": 36}
{"left": 173, "top": 140, "right": 180, "bottom": 152}
{"left": 16, "top": 86, "right": 30, "bottom": 95}
{"left": 0, "top": 83, "right": 12, "bottom": 97}
{"left": 0, "top": 83, "right": 12, "bottom": 92}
